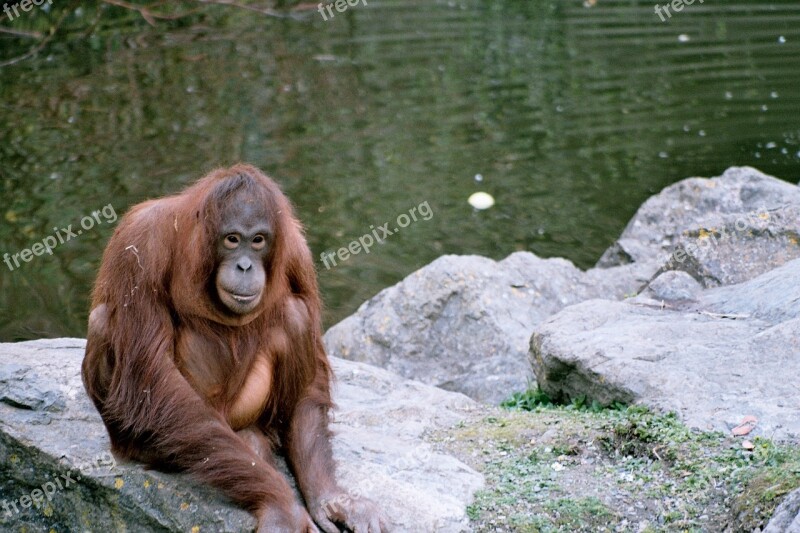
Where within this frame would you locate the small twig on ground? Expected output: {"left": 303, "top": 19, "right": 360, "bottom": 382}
{"left": 697, "top": 311, "right": 750, "bottom": 320}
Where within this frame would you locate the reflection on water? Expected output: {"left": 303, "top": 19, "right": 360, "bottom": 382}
{"left": 0, "top": 0, "right": 799, "bottom": 340}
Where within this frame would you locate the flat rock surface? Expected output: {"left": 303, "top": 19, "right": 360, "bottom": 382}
{"left": 0, "top": 339, "right": 482, "bottom": 532}
{"left": 531, "top": 258, "right": 800, "bottom": 440}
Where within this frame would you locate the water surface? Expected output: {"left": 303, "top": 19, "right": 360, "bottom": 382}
{"left": 1, "top": 0, "right": 799, "bottom": 340}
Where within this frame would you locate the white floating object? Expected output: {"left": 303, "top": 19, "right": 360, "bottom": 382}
{"left": 474, "top": 173, "right": 483, "bottom": 182}
{"left": 678, "top": 34, "right": 690, "bottom": 43}
{"left": 468, "top": 192, "right": 495, "bottom": 210}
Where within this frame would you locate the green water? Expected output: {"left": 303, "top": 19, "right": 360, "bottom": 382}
{"left": 1, "top": 0, "right": 799, "bottom": 340}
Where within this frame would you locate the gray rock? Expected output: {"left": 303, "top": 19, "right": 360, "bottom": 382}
{"left": 0, "top": 339, "right": 482, "bottom": 532}
{"left": 325, "top": 252, "right": 647, "bottom": 404}
{"left": 703, "top": 255, "right": 800, "bottom": 325}
{"left": 327, "top": 358, "right": 484, "bottom": 532}
{"left": 597, "top": 167, "right": 800, "bottom": 287}
{"left": 651, "top": 204, "right": 800, "bottom": 288}
{"left": 531, "top": 258, "right": 800, "bottom": 440}
{"left": 765, "top": 488, "right": 800, "bottom": 533}
{"left": 640, "top": 270, "right": 703, "bottom": 302}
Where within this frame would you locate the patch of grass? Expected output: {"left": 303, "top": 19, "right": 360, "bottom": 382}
{"left": 502, "top": 387, "right": 626, "bottom": 413}
{"left": 439, "top": 403, "right": 800, "bottom": 532}
{"left": 543, "top": 497, "right": 618, "bottom": 530}
{"left": 601, "top": 405, "right": 693, "bottom": 462}
{"left": 501, "top": 386, "right": 552, "bottom": 410}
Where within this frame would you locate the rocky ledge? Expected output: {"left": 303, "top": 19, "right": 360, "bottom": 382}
{"left": 531, "top": 258, "right": 800, "bottom": 440}
{"left": 0, "top": 339, "right": 482, "bottom": 532}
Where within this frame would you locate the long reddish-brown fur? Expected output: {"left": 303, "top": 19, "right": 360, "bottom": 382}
{"left": 82, "top": 165, "right": 344, "bottom": 529}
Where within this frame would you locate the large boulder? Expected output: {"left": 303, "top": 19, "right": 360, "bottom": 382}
{"left": 531, "top": 258, "right": 800, "bottom": 440}
{"left": 0, "top": 339, "right": 482, "bottom": 532}
{"left": 597, "top": 166, "right": 800, "bottom": 287}
{"left": 324, "top": 252, "right": 647, "bottom": 404}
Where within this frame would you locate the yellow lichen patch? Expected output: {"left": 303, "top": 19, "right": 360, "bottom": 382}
{"left": 43, "top": 504, "right": 54, "bottom": 517}
{"left": 114, "top": 477, "right": 125, "bottom": 489}
{"left": 10, "top": 454, "right": 18, "bottom": 464}
{"left": 697, "top": 228, "right": 713, "bottom": 240}
{"left": 758, "top": 212, "right": 770, "bottom": 220}
{"left": 191, "top": 527, "right": 201, "bottom": 533}
{"left": 790, "top": 236, "right": 798, "bottom": 246}
{"left": 143, "top": 479, "right": 151, "bottom": 488}
{"left": 158, "top": 482, "right": 165, "bottom": 489}
{"left": 180, "top": 502, "right": 190, "bottom": 511}
{"left": 49, "top": 529, "right": 57, "bottom": 533}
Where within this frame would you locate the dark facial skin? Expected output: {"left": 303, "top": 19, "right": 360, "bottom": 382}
{"left": 215, "top": 197, "right": 272, "bottom": 315}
